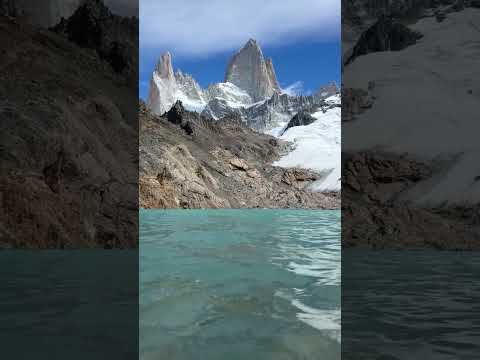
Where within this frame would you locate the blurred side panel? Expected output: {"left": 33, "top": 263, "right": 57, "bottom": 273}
{"left": 0, "top": 0, "right": 139, "bottom": 248}
{"left": 0, "top": 1, "right": 139, "bottom": 358}
{"left": 342, "top": 1, "right": 480, "bottom": 358}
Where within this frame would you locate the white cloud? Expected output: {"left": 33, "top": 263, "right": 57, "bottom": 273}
{"left": 140, "top": 0, "right": 340, "bottom": 56}
{"left": 282, "top": 81, "right": 305, "bottom": 96}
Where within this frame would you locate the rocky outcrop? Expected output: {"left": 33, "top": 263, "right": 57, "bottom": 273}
{"left": 342, "top": 85, "right": 375, "bottom": 122}
{"left": 140, "top": 101, "right": 339, "bottom": 209}
{"left": 342, "top": 151, "right": 480, "bottom": 249}
{"left": 281, "top": 111, "right": 317, "bottom": 135}
{"left": 0, "top": 15, "right": 137, "bottom": 248}
{"left": 51, "top": 0, "right": 138, "bottom": 83}
{"left": 224, "top": 38, "right": 280, "bottom": 101}
{"left": 315, "top": 81, "right": 339, "bottom": 99}
{"left": 345, "top": 17, "right": 423, "bottom": 65}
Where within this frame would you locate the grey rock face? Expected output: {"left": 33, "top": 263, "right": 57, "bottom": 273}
{"left": 202, "top": 97, "right": 244, "bottom": 120}
{"left": 245, "top": 93, "right": 321, "bottom": 130}
{"left": 156, "top": 52, "right": 174, "bottom": 80}
{"left": 265, "top": 57, "right": 280, "bottom": 91}
{"left": 201, "top": 89, "right": 339, "bottom": 131}
{"left": 224, "top": 39, "right": 280, "bottom": 101}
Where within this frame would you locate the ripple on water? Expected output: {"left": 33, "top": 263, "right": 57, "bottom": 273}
{"left": 140, "top": 209, "right": 341, "bottom": 360}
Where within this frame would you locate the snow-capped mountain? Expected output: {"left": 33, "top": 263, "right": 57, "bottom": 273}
{"left": 147, "top": 40, "right": 339, "bottom": 130}
{"left": 147, "top": 38, "right": 341, "bottom": 191}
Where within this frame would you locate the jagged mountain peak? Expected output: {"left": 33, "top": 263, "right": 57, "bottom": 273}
{"left": 224, "top": 38, "right": 280, "bottom": 101}
{"left": 148, "top": 51, "right": 177, "bottom": 115}
{"left": 243, "top": 38, "right": 261, "bottom": 50}
{"left": 156, "top": 51, "right": 174, "bottom": 80}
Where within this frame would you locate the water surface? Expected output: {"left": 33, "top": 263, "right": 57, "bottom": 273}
{"left": 140, "top": 209, "right": 340, "bottom": 360}
{"left": 342, "top": 249, "right": 480, "bottom": 359}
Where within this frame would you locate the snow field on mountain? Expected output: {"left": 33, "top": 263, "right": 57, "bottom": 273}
{"left": 343, "top": 9, "right": 480, "bottom": 205}
{"left": 274, "top": 95, "right": 341, "bottom": 191}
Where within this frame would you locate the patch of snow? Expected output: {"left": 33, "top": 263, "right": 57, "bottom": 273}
{"left": 324, "top": 94, "right": 341, "bottom": 105}
{"left": 273, "top": 103, "right": 341, "bottom": 191}
{"left": 175, "top": 89, "right": 207, "bottom": 112}
{"left": 205, "top": 82, "right": 253, "bottom": 107}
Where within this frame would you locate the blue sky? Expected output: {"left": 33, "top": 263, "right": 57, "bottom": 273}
{"left": 139, "top": 0, "right": 340, "bottom": 100}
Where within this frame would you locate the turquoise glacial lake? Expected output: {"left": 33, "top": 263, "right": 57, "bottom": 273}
{"left": 140, "top": 209, "right": 340, "bottom": 360}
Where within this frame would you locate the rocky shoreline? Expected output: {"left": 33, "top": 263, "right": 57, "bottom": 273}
{"left": 139, "top": 101, "right": 340, "bottom": 209}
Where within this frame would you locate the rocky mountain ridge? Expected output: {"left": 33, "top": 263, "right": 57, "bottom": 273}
{"left": 147, "top": 39, "right": 339, "bottom": 132}
{"left": 140, "top": 100, "right": 340, "bottom": 209}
